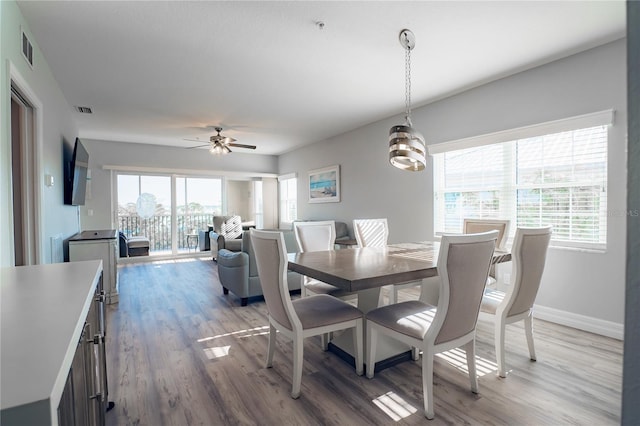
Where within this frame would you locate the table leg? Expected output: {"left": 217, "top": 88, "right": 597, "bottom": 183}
{"left": 328, "top": 287, "right": 413, "bottom": 372}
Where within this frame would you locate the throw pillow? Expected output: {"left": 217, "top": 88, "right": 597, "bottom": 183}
{"left": 222, "top": 216, "right": 242, "bottom": 240}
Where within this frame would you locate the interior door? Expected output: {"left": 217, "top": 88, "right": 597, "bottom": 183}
{"left": 10, "top": 85, "right": 37, "bottom": 266}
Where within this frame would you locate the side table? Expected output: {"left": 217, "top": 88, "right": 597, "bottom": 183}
{"left": 186, "top": 233, "right": 199, "bottom": 252}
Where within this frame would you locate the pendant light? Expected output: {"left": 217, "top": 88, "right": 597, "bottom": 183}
{"left": 389, "top": 29, "right": 426, "bottom": 172}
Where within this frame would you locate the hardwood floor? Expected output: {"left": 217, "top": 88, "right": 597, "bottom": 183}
{"left": 106, "top": 258, "right": 622, "bottom": 425}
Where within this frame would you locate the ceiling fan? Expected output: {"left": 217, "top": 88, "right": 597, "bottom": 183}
{"left": 184, "top": 127, "right": 256, "bottom": 154}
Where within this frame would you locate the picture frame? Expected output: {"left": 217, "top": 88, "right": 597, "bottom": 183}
{"left": 308, "top": 165, "right": 340, "bottom": 203}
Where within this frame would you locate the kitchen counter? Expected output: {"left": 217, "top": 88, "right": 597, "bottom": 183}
{"left": 0, "top": 260, "right": 103, "bottom": 425}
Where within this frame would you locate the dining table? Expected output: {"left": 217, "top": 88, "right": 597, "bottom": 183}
{"left": 287, "top": 241, "right": 512, "bottom": 372}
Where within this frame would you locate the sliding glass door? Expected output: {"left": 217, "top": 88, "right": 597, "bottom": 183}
{"left": 176, "top": 177, "right": 222, "bottom": 253}
{"left": 117, "top": 174, "right": 172, "bottom": 254}
{"left": 116, "top": 173, "right": 222, "bottom": 256}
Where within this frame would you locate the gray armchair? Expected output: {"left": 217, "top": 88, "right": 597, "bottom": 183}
{"left": 217, "top": 230, "right": 302, "bottom": 306}
{"left": 210, "top": 215, "right": 243, "bottom": 260}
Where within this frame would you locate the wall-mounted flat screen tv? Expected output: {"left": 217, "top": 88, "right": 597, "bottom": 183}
{"left": 65, "top": 137, "right": 89, "bottom": 206}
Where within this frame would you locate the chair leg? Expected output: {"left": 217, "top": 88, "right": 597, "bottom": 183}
{"left": 496, "top": 320, "right": 507, "bottom": 378}
{"left": 266, "top": 324, "right": 276, "bottom": 368}
{"left": 241, "top": 297, "right": 248, "bottom": 307}
{"left": 353, "top": 320, "right": 364, "bottom": 376}
{"left": 366, "top": 324, "right": 377, "bottom": 379}
{"left": 524, "top": 314, "right": 537, "bottom": 361}
{"left": 291, "top": 335, "right": 303, "bottom": 399}
{"left": 464, "top": 340, "right": 478, "bottom": 393}
{"left": 222, "top": 286, "right": 229, "bottom": 295}
{"left": 422, "top": 348, "right": 435, "bottom": 419}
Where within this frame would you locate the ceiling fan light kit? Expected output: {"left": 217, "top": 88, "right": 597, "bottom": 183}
{"left": 184, "top": 126, "right": 257, "bottom": 155}
{"left": 388, "top": 29, "right": 427, "bottom": 172}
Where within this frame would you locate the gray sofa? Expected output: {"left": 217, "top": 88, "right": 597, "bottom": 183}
{"left": 218, "top": 230, "right": 302, "bottom": 306}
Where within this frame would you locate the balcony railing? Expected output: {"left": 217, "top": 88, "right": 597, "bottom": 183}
{"left": 118, "top": 214, "right": 215, "bottom": 252}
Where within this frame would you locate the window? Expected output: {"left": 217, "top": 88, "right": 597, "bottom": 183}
{"left": 278, "top": 173, "right": 297, "bottom": 229}
{"left": 434, "top": 123, "right": 608, "bottom": 249}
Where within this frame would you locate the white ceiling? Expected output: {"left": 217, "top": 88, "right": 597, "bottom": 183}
{"left": 17, "top": 1, "right": 626, "bottom": 156}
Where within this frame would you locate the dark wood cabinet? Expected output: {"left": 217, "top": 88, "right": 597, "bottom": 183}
{"left": 58, "top": 274, "right": 108, "bottom": 426}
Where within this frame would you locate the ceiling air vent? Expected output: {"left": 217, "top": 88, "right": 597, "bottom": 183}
{"left": 21, "top": 28, "right": 33, "bottom": 68}
{"left": 75, "top": 106, "right": 93, "bottom": 114}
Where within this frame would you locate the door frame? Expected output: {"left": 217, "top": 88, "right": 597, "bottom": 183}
{"left": 9, "top": 62, "right": 44, "bottom": 265}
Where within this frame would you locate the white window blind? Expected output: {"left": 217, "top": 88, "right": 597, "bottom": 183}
{"left": 434, "top": 125, "right": 608, "bottom": 249}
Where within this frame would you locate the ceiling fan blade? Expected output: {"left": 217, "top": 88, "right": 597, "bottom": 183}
{"left": 186, "top": 144, "right": 210, "bottom": 149}
{"left": 228, "top": 143, "right": 257, "bottom": 150}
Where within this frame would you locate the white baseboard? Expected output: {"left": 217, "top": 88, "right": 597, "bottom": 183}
{"left": 533, "top": 305, "right": 624, "bottom": 340}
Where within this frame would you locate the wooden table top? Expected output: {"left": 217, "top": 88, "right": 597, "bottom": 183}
{"left": 287, "top": 241, "right": 511, "bottom": 293}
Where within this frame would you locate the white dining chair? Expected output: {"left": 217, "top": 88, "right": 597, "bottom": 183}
{"left": 463, "top": 218, "right": 511, "bottom": 287}
{"left": 352, "top": 218, "right": 420, "bottom": 305}
{"left": 250, "top": 229, "right": 364, "bottom": 399}
{"left": 480, "top": 226, "right": 552, "bottom": 378}
{"left": 365, "top": 231, "right": 498, "bottom": 419}
{"left": 293, "top": 221, "right": 356, "bottom": 300}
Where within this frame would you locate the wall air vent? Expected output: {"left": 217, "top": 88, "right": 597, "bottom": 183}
{"left": 75, "top": 106, "right": 93, "bottom": 114}
{"left": 21, "top": 28, "right": 33, "bottom": 68}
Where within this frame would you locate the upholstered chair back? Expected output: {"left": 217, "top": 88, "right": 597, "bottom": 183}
{"left": 505, "top": 226, "right": 552, "bottom": 317}
{"left": 353, "top": 218, "right": 389, "bottom": 248}
{"left": 250, "top": 230, "right": 293, "bottom": 330}
{"left": 293, "top": 221, "right": 336, "bottom": 253}
{"left": 463, "top": 219, "right": 510, "bottom": 250}
{"left": 433, "top": 231, "right": 497, "bottom": 345}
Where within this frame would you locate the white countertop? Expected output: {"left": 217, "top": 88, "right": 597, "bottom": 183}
{"left": 0, "top": 260, "right": 103, "bottom": 422}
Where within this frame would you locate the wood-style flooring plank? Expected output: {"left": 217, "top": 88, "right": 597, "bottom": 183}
{"left": 105, "top": 257, "right": 622, "bottom": 425}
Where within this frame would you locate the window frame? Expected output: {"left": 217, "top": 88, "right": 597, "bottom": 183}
{"left": 278, "top": 172, "right": 297, "bottom": 230}
{"left": 431, "top": 111, "right": 613, "bottom": 251}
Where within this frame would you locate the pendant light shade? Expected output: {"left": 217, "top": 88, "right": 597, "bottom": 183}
{"left": 389, "top": 29, "right": 427, "bottom": 172}
{"left": 389, "top": 124, "right": 426, "bottom": 171}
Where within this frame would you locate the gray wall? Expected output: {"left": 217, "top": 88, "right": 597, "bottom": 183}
{"left": 227, "top": 180, "right": 251, "bottom": 220}
{"left": 79, "top": 139, "right": 278, "bottom": 230}
{"left": 280, "top": 39, "right": 627, "bottom": 332}
{"left": 1, "top": 0, "right": 80, "bottom": 266}
{"left": 623, "top": 2, "right": 639, "bottom": 423}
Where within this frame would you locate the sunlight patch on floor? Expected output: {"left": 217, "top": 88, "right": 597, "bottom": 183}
{"left": 435, "top": 347, "right": 497, "bottom": 377}
{"left": 235, "top": 330, "right": 271, "bottom": 338}
{"left": 151, "top": 257, "right": 199, "bottom": 265}
{"left": 197, "top": 325, "right": 270, "bottom": 342}
{"left": 203, "top": 345, "right": 231, "bottom": 359}
{"left": 373, "top": 391, "right": 418, "bottom": 421}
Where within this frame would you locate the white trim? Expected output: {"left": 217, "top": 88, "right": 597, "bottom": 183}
{"left": 429, "top": 109, "right": 615, "bottom": 154}
{"left": 9, "top": 61, "right": 45, "bottom": 265}
{"left": 103, "top": 164, "right": 277, "bottom": 179}
{"left": 278, "top": 172, "right": 297, "bottom": 181}
{"left": 533, "top": 304, "right": 623, "bottom": 340}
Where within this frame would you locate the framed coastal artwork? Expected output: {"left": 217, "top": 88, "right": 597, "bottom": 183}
{"left": 308, "top": 165, "right": 340, "bottom": 203}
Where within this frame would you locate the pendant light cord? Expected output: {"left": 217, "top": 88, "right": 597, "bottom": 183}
{"left": 404, "top": 35, "right": 412, "bottom": 126}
